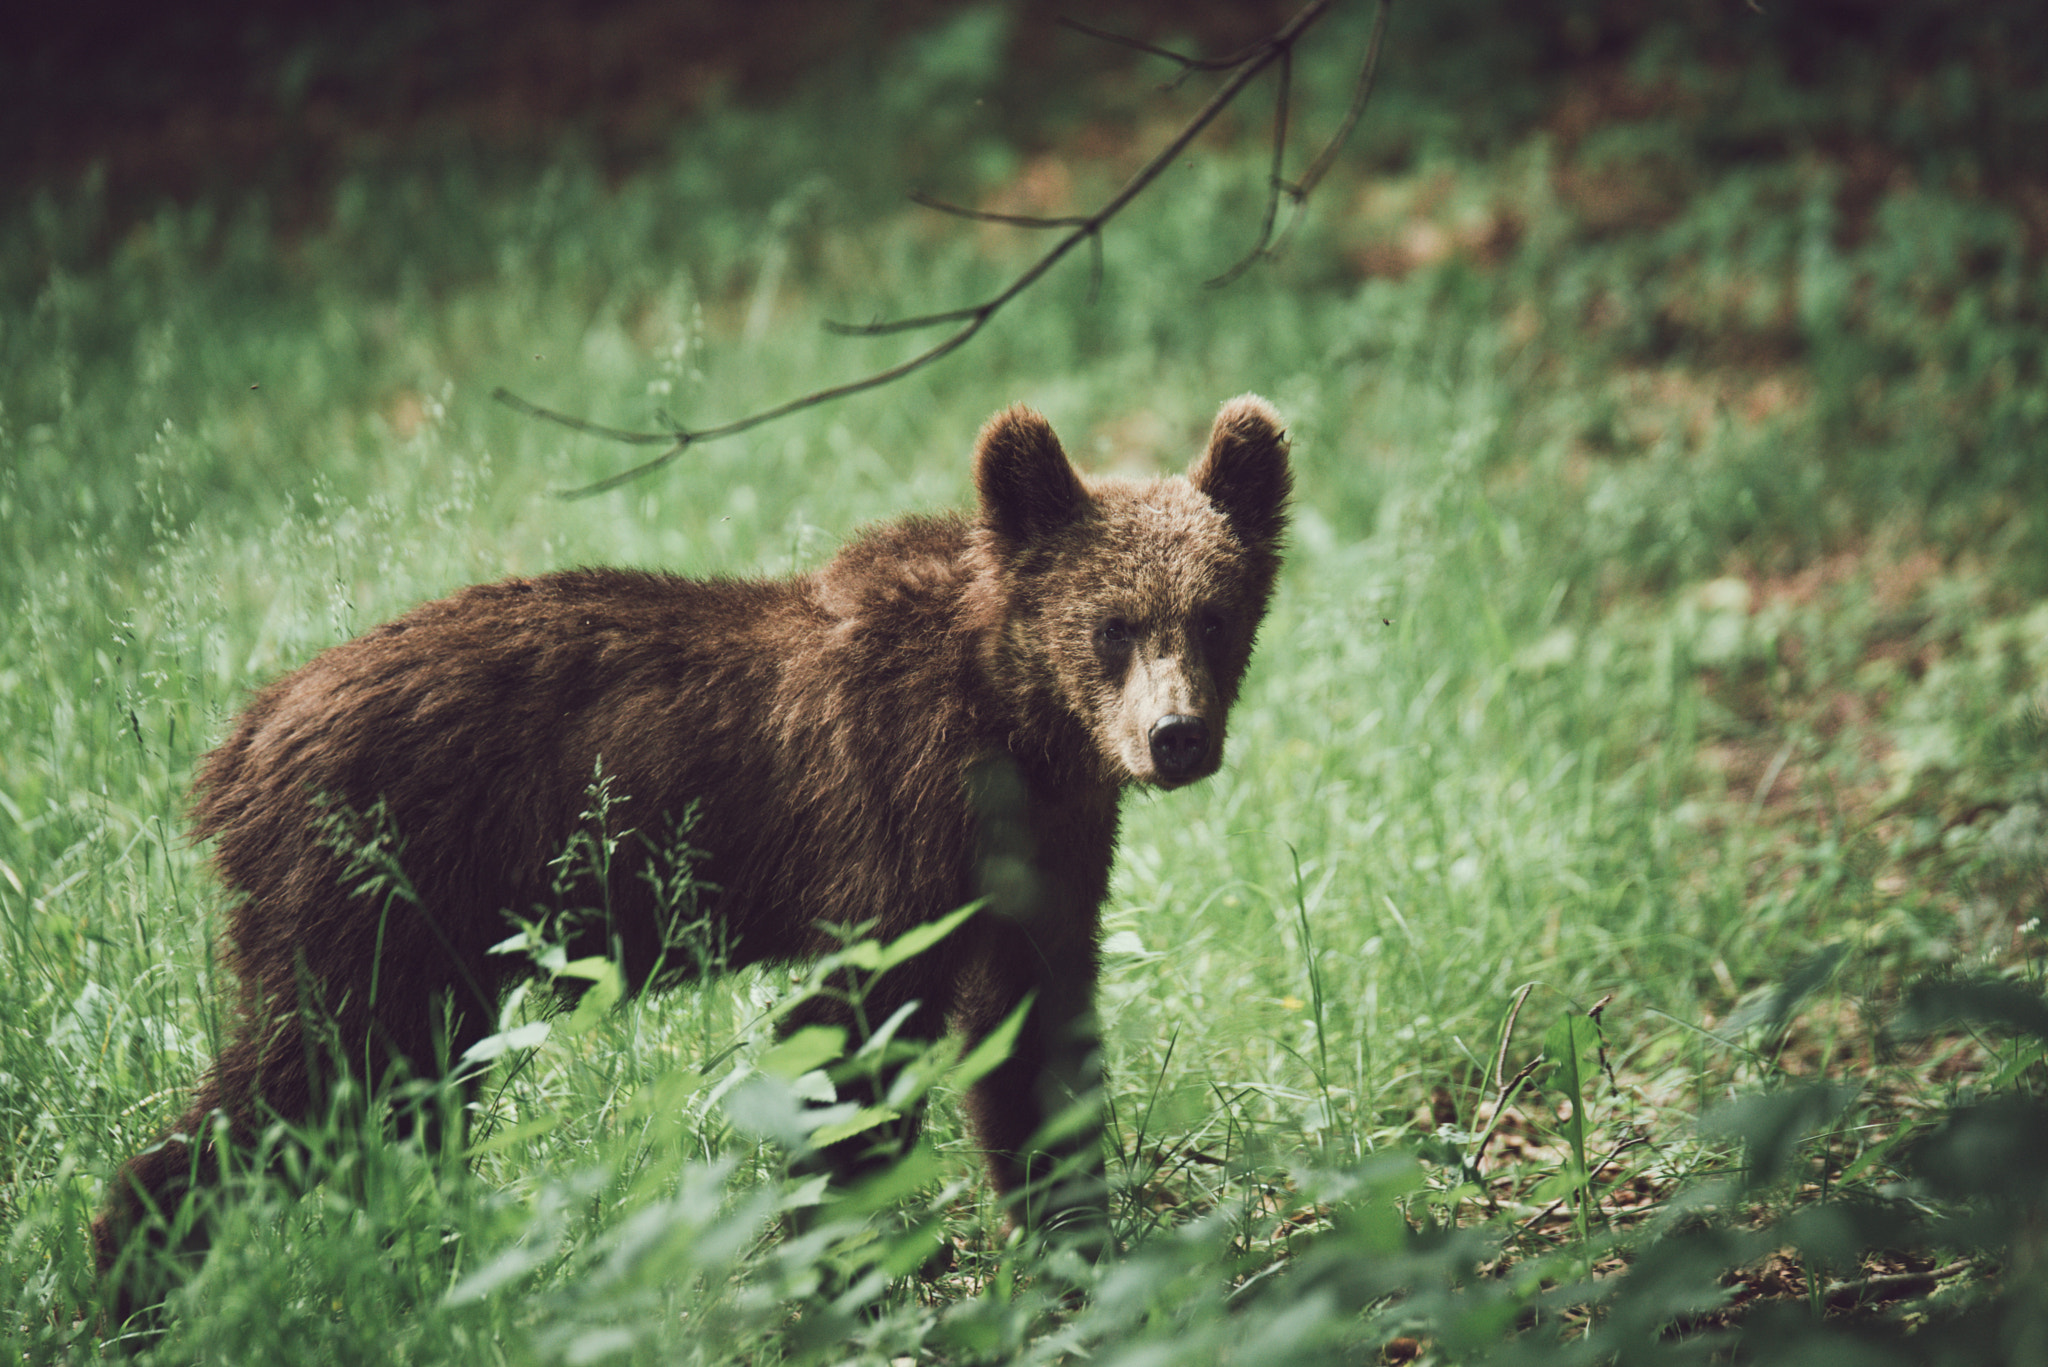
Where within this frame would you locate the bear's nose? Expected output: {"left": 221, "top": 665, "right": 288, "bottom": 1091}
{"left": 1148, "top": 714, "right": 1210, "bottom": 780}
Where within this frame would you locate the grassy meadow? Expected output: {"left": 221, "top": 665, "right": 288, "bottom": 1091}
{"left": 5, "top": 2, "right": 2048, "bottom": 1361}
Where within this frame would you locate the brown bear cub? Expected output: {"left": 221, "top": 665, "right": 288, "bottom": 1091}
{"left": 95, "top": 395, "right": 1290, "bottom": 1316}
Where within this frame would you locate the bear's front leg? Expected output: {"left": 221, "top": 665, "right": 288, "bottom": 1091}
{"left": 954, "top": 913, "right": 1108, "bottom": 1251}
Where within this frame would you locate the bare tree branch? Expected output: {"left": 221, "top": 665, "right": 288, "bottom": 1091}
{"left": 1823, "top": 1257, "right": 1979, "bottom": 1307}
{"left": 495, "top": 0, "right": 1390, "bottom": 499}
{"left": 1214, "top": 0, "right": 1393, "bottom": 283}
{"left": 1206, "top": 44, "right": 1294, "bottom": 289}
{"left": 492, "top": 387, "right": 678, "bottom": 447}
{"left": 1052, "top": 17, "right": 1264, "bottom": 75}
{"left": 1291, "top": 0, "right": 1394, "bottom": 206}
{"left": 819, "top": 302, "right": 988, "bottom": 337}
{"left": 901, "top": 189, "right": 1092, "bottom": 229}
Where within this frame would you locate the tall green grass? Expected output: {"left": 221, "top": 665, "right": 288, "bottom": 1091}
{"left": 5, "top": 1, "right": 2047, "bottom": 1360}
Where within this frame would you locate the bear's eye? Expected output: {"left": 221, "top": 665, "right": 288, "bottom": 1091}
{"left": 1093, "top": 618, "right": 1136, "bottom": 674}
{"left": 1095, "top": 618, "right": 1134, "bottom": 651}
{"left": 1196, "top": 608, "right": 1227, "bottom": 641}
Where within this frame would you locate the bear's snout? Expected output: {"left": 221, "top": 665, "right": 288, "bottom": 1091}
{"left": 1148, "top": 713, "right": 1211, "bottom": 781}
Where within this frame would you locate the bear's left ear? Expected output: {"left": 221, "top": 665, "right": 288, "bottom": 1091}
{"left": 975, "top": 405, "right": 1089, "bottom": 547}
{"left": 1188, "top": 395, "right": 1291, "bottom": 549}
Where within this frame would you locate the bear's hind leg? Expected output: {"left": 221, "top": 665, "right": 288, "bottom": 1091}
{"left": 91, "top": 1049, "right": 268, "bottom": 1338}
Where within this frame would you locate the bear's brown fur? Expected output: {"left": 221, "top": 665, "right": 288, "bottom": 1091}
{"left": 94, "top": 395, "right": 1290, "bottom": 1317}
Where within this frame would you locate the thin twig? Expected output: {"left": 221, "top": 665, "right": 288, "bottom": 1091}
{"left": 1491, "top": 984, "right": 1538, "bottom": 1107}
{"left": 1587, "top": 992, "right": 1622, "bottom": 1096}
{"left": 1471, "top": 1056, "right": 1543, "bottom": 1187}
{"left": 825, "top": 0, "right": 1337, "bottom": 338}
{"left": 1464, "top": 983, "right": 1539, "bottom": 1210}
{"left": 1206, "top": 44, "right": 1294, "bottom": 288}
{"left": 1265, "top": 0, "right": 1394, "bottom": 265}
{"left": 1822, "top": 1257, "right": 1980, "bottom": 1305}
{"left": 1512, "top": 1134, "right": 1652, "bottom": 1240}
{"left": 902, "top": 189, "right": 1092, "bottom": 229}
{"left": 497, "top": 0, "right": 1371, "bottom": 498}
{"left": 1053, "top": 16, "right": 1261, "bottom": 73}
{"left": 819, "top": 303, "right": 988, "bottom": 337}
{"left": 491, "top": 387, "right": 678, "bottom": 448}
{"left": 1292, "top": 0, "right": 1392, "bottom": 204}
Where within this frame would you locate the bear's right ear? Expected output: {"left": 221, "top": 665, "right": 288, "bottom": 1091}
{"left": 975, "top": 405, "right": 1088, "bottom": 547}
{"left": 1188, "top": 394, "right": 1291, "bottom": 549}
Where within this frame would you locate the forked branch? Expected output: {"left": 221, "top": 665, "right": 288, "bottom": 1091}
{"left": 495, "top": 0, "right": 1392, "bottom": 498}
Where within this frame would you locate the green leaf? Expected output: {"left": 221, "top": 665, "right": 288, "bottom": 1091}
{"left": 1700, "top": 1084, "right": 1857, "bottom": 1189}
{"left": 1542, "top": 1011, "right": 1603, "bottom": 1231}
{"left": 1722, "top": 943, "right": 1849, "bottom": 1038}
{"left": 952, "top": 994, "right": 1033, "bottom": 1090}
{"left": 485, "top": 929, "right": 532, "bottom": 956}
{"left": 868, "top": 900, "right": 983, "bottom": 973}
{"left": 1542, "top": 1014, "right": 1600, "bottom": 1158}
{"left": 809, "top": 1103, "right": 898, "bottom": 1148}
{"left": 1331, "top": 1156, "right": 1427, "bottom": 1255}
{"left": 827, "top": 904, "right": 982, "bottom": 975}
{"left": 1895, "top": 977, "right": 2048, "bottom": 1047}
{"left": 1530, "top": 1165, "right": 1590, "bottom": 1203}
{"left": 831, "top": 1141, "right": 944, "bottom": 1219}
{"left": 560, "top": 958, "right": 625, "bottom": 1036}
{"left": 442, "top": 1241, "right": 552, "bottom": 1306}
{"left": 1101, "top": 929, "right": 1147, "bottom": 956}
{"left": 759, "top": 1025, "right": 849, "bottom": 1081}
{"left": 459, "top": 1019, "right": 551, "bottom": 1067}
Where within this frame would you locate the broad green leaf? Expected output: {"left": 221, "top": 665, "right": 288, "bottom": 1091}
{"left": 869, "top": 900, "right": 983, "bottom": 973}
{"left": 759, "top": 1025, "right": 848, "bottom": 1081}
{"left": 952, "top": 993, "right": 1034, "bottom": 1090}
{"left": 459, "top": 1019, "right": 551, "bottom": 1067}
{"left": 809, "top": 1104, "right": 898, "bottom": 1148}
{"left": 560, "top": 958, "right": 625, "bottom": 1035}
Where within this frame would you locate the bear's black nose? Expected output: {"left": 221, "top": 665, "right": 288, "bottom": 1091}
{"left": 1148, "top": 714, "right": 1210, "bottom": 779}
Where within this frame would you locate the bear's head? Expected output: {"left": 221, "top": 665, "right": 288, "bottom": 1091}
{"left": 973, "top": 396, "right": 1291, "bottom": 789}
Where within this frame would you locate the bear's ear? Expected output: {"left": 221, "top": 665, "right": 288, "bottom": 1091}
{"left": 974, "top": 405, "right": 1088, "bottom": 546}
{"left": 1188, "top": 394, "right": 1291, "bottom": 548}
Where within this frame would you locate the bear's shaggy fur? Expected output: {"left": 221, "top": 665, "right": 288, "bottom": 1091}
{"left": 95, "top": 395, "right": 1290, "bottom": 1314}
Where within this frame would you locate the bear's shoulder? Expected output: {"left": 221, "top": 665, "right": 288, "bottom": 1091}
{"left": 813, "top": 513, "right": 977, "bottom": 624}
